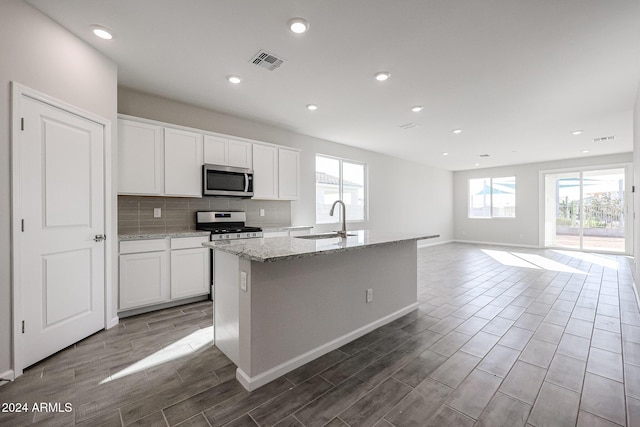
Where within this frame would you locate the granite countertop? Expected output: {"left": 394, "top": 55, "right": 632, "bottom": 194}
{"left": 203, "top": 230, "right": 439, "bottom": 263}
{"left": 261, "top": 225, "right": 314, "bottom": 232}
{"left": 119, "top": 230, "right": 210, "bottom": 241}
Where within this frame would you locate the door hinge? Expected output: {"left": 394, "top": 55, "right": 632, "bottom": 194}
{"left": 21, "top": 321, "right": 25, "bottom": 334}
{"left": 21, "top": 117, "right": 24, "bottom": 131}
{"left": 21, "top": 219, "right": 24, "bottom": 232}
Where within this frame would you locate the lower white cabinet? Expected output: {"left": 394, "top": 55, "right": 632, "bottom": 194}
{"left": 119, "top": 236, "right": 210, "bottom": 312}
{"left": 170, "top": 246, "right": 210, "bottom": 299}
{"left": 119, "top": 239, "right": 170, "bottom": 310}
{"left": 263, "top": 228, "right": 312, "bottom": 238}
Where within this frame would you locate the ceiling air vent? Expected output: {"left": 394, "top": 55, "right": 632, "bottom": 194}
{"left": 250, "top": 49, "right": 285, "bottom": 71}
{"left": 593, "top": 135, "right": 616, "bottom": 143}
{"left": 398, "top": 123, "right": 419, "bottom": 130}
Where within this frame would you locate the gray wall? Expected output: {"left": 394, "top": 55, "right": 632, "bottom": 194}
{"left": 0, "top": 1, "right": 118, "bottom": 375}
{"left": 634, "top": 83, "right": 640, "bottom": 284}
{"left": 118, "top": 88, "right": 454, "bottom": 239}
{"left": 453, "top": 153, "right": 633, "bottom": 247}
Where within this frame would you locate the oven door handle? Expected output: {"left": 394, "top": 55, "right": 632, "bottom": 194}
{"left": 244, "top": 173, "right": 249, "bottom": 193}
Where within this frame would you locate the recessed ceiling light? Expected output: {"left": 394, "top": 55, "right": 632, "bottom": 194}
{"left": 411, "top": 106, "right": 423, "bottom": 112}
{"left": 91, "top": 25, "right": 113, "bottom": 40}
{"left": 442, "top": 152, "right": 449, "bottom": 156}
{"left": 306, "top": 104, "right": 318, "bottom": 111}
{"left": 226, "top": 75, "right": 242, "bottom": 84}
{"left": 581, "top": 150, "right": 590, "bottom": 154}
{"left": 374, "top": 71, "right": 390, "bottom": 81}
{"left": 572, "top": 130, "right": 583, "bottom": 135}
{"left": 474, "top": 163, "right": 480, "bottom": 166}
{"left": 288, "top": 17, "right": 309, "bottom": 34}
{"left": 452, "top": 129, "right": 462, "bottom": 134}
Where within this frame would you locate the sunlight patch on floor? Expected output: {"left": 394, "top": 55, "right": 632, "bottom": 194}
{"left": 482, "top": 249, "right": 586, "bottom": 274}
{"left": 552, "top": 250, "right": 620, "bottom": 270}
{"left": 482, "top": 250, "right": 541, "bottom": 269}
{"left": 100, "top": 326, "right": 213, "bottom": 384}
{"left": 512, "top": 252, "right": 586, "bottom": 274}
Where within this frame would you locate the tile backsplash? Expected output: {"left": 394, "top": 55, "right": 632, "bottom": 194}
{"left": 118, "top": 196, "right": 292, "bottom": 234}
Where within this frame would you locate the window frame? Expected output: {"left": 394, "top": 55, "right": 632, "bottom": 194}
{"left": 315, "top": 154, "right": 368, "bottom": 225}
{"left": 468, "top": 176, "right": 516, "bottom": 219}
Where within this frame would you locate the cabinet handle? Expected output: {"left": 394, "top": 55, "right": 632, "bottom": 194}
{"left": 94, "top": 234, "right": 106, "bottom": 242}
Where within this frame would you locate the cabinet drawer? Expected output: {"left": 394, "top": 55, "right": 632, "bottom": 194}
{"left": 170, "top": 236, "right": 210, "bottom": 250}
{"left": 120, "top": 239, "right": 167, "bottom": 254}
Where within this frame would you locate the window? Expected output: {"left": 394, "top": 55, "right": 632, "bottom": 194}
{"left": 469, "top": 176, "right": 516, "bottom": 218}
{"left": 316, "top": 155, "right": 367, "bottom": 224}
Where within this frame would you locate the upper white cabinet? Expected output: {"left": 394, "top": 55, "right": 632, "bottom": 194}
{"left": 118, "top": 115, "right": 300, "bottom": 200}
{"left": 164, "top": 128, "right": 203, "bottom": 197}
{"left": 252, "top": 144, "right": 279, "bottom": 199}
{"left": 278, "top": 147, "right": 300, "bottom": 200}
{"left": 228, "top": 140, "right": 253, "bottom": 168}
{"left": 252, "top": 144, "right": 301, "bottom": 200}
{"left": 118, "top": 119, "right": 164, "bottom": 195}
{"left": 204, "top": 135, "right": 252, "bottom": 169}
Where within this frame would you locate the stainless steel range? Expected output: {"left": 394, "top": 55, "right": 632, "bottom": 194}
{"left": 196, "top": 211, "right": 263, "bottom": 240}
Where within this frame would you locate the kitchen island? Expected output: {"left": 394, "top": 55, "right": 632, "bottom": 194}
{"left": 204, "top": 230, "right": 439, "bottom": 390}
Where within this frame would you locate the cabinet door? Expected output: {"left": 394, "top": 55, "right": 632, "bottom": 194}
{"left": 164, "top": 128, "right": 203, "bottom": 197}
{"left": 252, "top": 144, "right": 278, "bottom": 199}
{"left": 171, "top": 248, "right": 210, "bottom": 299}
{"left": 228, "top": 140, "right": 253, "bottom": 168}
{"left": 119, "top": 251, "right": 169, "bottom": 310}
{"left": 278, "top": 148, "right": 300, "bottom": 200}
{"left": 204, "top": 135, "right": 228, "bottom": 165}
{"left": 263, "top": 231, "right": 289, "bottom": 238}
{"left": 118, "top": 119, "right": 164, "bottom": 195}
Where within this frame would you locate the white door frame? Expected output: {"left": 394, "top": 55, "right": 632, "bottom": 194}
{"left": 538, "top": 162, "right": 633, "bottom": 255}
{"left": 10, "top": 82, "right": 116, "bottom": 378}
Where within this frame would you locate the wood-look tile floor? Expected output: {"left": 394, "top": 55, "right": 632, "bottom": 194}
{"left": 2, "top": 242, "right": 640, "bottom": 426}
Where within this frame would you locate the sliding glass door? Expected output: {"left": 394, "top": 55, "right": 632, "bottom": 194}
{"left": 543, "top": 167, "right": 629, "bottom": 253}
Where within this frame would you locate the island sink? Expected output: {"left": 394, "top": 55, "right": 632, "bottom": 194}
{"left": 295, "top": 232, "right": 357, "bottom": 240}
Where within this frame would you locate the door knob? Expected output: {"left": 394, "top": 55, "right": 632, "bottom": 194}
{"left": 94, "top": 234, "right": 106, "bottom": 242}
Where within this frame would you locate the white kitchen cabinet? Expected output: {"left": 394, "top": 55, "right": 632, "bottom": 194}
{"left": 289, "top": 228, "right": 311, "bottom": 237}
{"left": 118, "top": 119, "right": 164, "bottom": 195}
{"left": 164, "top": 128, "right": 203, "bottom": 197}
{"left": 204, "top": 135, "right": 253, "bottom": 168}
{"left": 170, "top": 237, "right": 210, "bottom": 299}
{"left": 263, "top": 228, "right": 311, "bottom": 238}
{"left": 262, "top": 231, "right": 289, "bottom": 238}
{"left": 228, "top": 140, "right": 253, "bottom": 168}
{"left": 203, "top": 135, "right": 227, "bottom": 165}
{"left": 278, "top": 147, "right": 300, "bottom": 200}
{"left": 252, "top": 144, "right": 279, "bottom": 199}
{"left": 119, "top": 239, "right": 169, "bottom": 310}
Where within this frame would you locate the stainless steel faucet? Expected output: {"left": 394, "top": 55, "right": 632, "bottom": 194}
{"left": 329, "top": 200, "right": 348, "bottom": 238}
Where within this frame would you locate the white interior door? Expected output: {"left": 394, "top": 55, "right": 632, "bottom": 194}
{"left": 19, "top": 95, "right": 105, "bottom": 367}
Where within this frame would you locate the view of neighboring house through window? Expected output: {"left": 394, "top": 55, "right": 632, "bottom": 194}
{"left": 316, "top": 155, "right": 366, "bottom": 223}
{"left": 468, "top": 176, "right": 516, "bottom": 218}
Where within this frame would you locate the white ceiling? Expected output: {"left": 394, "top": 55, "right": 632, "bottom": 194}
{"left": 27, "top": 0, "right": 640, "bottom": 170}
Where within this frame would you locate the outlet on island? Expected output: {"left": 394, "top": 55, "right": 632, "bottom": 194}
{"left": 366, "top": 288, "right": 373, "bottom": 303}
{"left": 153, "top": 208, "right": 161, "bottom": 218}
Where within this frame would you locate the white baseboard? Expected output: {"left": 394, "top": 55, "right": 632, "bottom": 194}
{"left": 0, "top": 369, "right": 15, "bottom": 385}
{"left": 106, "top": 315, "right": 119, "bottom": 329}
{"left": 453, "top": 239, "right": 541, "bottom": 249}
{"left": 417, "top": 239, "right": 453, "bottom": 249}
{"left": 235, "top": 302, "right": 420, "bottom": 391}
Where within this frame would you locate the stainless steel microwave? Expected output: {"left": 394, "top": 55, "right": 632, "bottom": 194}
{"left": 202, "top": 164, "right": 254, "bottom": 197}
